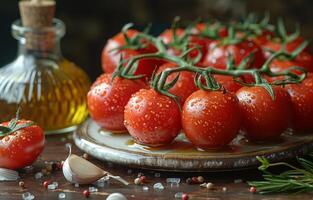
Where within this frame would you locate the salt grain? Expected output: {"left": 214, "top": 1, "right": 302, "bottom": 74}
{"left": 58, "top": 192, "right": 66, "bottom": 199}
{"left": 22, "top": 192, "right": 35, "bottom": 200}
{"left": 34, "top": 172, "right": 43, "bottom": 179}
{"left": 153, "top": 183, "right": 164, "bottom": 190}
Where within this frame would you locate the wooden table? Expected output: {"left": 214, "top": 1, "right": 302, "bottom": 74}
{"left": 0, "top": 133, "right": 312, "bottom": 200}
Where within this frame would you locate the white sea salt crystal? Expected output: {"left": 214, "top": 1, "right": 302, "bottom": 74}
{"left": 174, "top": 192, "right": 183, "bottom": 199}
{"left": 88, "top": 186, "right": 98, "bottom": 193}
{"left": 142, "top": 186, "right": 149, "bottom": 191}
{"left": 94, "top": 176, "right": 109, "bottom": 187}
{"left": 48, "top": 182, "right": 58, "bottom": 190}
{"left": 153, "top": 182, "right": 164, "bottom": 190}
{"left": 58, "top": 192, "right": 66, "bottom": 199}
{"left": 34, "top": 172, "right": 43, "bottom": 179}
{"left": 106, "top": 193, "right": 128, "bottom": 200}
{"left": 166, "top": 178, "right": 181, "bottom": 184}
{"left": 22, "top": 192, "right": 35, "bottom": 200}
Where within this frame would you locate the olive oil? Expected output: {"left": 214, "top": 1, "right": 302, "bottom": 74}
{"left": 0, "top": 58, "right": 90, "bottom": 133}
{"left": 0, "top": 17, "right": 90, "bottom": 134}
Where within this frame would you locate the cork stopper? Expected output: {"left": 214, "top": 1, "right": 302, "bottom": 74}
{"left": 19, "top": 0, "right": 56, "bottom": 51}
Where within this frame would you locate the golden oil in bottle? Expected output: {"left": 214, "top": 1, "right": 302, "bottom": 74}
{"left": 0, "top": 19, "right": 90, "bottom": 134}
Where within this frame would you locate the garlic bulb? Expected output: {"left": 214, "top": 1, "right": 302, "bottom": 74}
{"left": 62, "top": 144, "right": 128, "bottom": 185}
{"left": 0, "top": 168, "right": 19, "bottom": 181}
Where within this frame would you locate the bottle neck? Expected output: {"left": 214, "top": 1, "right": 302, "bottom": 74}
{"left": 17, "top": 36, "right": 62, "bottom": 59}
{"left": 12, "top": 19, "right": 65, "bottom": 60}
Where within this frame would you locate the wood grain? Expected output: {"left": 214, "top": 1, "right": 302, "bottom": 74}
{"left": 0, "top": 133, "right": 312, "bottom": 200}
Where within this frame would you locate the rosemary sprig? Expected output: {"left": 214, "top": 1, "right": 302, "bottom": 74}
{"left": 248, "top": 155, "right": 313, "bottom": 194}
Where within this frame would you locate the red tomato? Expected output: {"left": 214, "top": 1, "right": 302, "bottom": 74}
{"left": 202, "top": 40, "right": 265, "bottom": 69}
{"left": 156, "top": 62, "right": 198, "bottom": 104}
{"left": 192, "top": 23, "right": 228, "bottom": 38}
{"left": 250, "top": 30, "right": 274, "bottom": 46}
{"left": 124, "top": 89, "right": 181, "bottom": 146}
{"left": 101, "top": 29, "right": 163, "bottom": 79}
{"left": 236, "top": 86, "right": 293, "bottom": 141}
{"left": 262, "top": 36, "right": 310, "bottom": 58}
{"left": 182, "top": 90, "right": 241, "bottom": 149}
{"left": 214, "top": 75, "right": 243, "bottom": 93}
{"left": 269, "top": 57, "right": 313, "bottom": 75}
{"left": 159, "top": 29, "right": 209, "bottom": 63}
{"left": 0, "top": 120, "right": 45, "bottom": 169}
{"left": 285, "top": 74, "right": 313, "bottom": 132}
{"left": 87, "top": 73, "right": 146, "bottom": 132}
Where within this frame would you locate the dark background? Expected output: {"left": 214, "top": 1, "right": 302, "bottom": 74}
{"left": 0, "top": 0, "right": 312, "bottom": 81}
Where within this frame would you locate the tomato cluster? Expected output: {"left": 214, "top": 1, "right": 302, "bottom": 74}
{"left": 88, "top": 17, "right": 313, "bottom": 149}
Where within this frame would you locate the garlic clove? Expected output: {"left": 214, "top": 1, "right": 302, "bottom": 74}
{"left": 62, "top": 143, "right": 106, "bottom": 184}
{"left": 0, "top": 168, "right": 20, "bottom": 181}
{"left": 62, "top": 144, "right": 129, "bottom": 185}
{"left": 63, "top": 154, "right": 106, "bottom": 184}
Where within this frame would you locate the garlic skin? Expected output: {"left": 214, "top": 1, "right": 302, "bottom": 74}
{"left": 0, "top": 168, "right": 20, "bottom": 181}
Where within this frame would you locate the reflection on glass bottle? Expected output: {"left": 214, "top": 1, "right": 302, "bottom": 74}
{"left": 0, "top": 19, "right": 90, "bottom": 134}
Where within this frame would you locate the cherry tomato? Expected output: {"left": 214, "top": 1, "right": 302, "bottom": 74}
{"left": 202, "top": 40, "right": 265, "bottom": 69}
{"left": 87, "top": 73, "right": 146, "bottom": 132}
{"left": 0, "top": 120, "right": 45, "bottom": 169}
{"left": 124, "top": 89, "right": 181, "bottom": 146}
{"left": 101, "top": 29, "right": 163, "bottom": 79}
{"left": 236, "top": 86, "right": 293, "bottom": 141}
{"left": 182, "top": 90, "right": 241, "bottom": 149}
{"left": 214, "top": 75, "right": 243, "bottom": 93}
{"left": 262, "top": 36, "right": 310, "bottom": 58}
{"left": 250, "top": 30, "right": 274, "bottom": 46}
{"left": 192, "top": 23, "right": 228, "bottom": 38}
{"left": 159, "top": 29, "right": 208, "bottom": 63}
{"left": 285, "top": 74, "right": 313, "bottom": 132}
{"left": 156, "top": 62, "right": 198, "bottom": 104}
{"left": 269, "top": 57, "right": 313, "bottom": 75}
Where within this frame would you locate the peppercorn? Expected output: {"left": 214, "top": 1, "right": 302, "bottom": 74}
{"left": 43, "top": 181, "right": 50, "bottom": 188}
{"left": 182, "top": 193, "right": 189, "bottom": 200}
{"left": 134, "top": 177, "right": 141, "bottom": 185}
{"left": 192, "top": 177, "right": 198, "bottom": 183}
{"left": 83, "top": 189, "right": 90, "bottom": 198}
{"left": 18, "top": 181, "right": 25, "bottom": 188}
{"left": 249, "top": 186, "right": 257, "bottom": 193}
{"left": 197, "top": 176, "right": 204, "bottom": 183}
{"left": 206, "top": 182, "right": 214, "bottom": 189}
{"left": 83, "top": 153, "right": 89, "bottom": 159}
{"left": 139, "top": 176, "right": 146, "bottom": 183}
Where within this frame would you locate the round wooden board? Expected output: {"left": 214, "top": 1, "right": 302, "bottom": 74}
{"left": 73, "top": 119, "right": 313, "bottom": 172}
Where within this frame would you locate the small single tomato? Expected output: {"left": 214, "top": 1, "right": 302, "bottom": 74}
{"left": 124, "top": 89, "right": 181, "bottom": 146}
{"left": 0, "top": 119, "right": 45, "bottom": 169}
{"left": 214, "top": 75, "right": 243, "bottom": 93}
{"left": 285, "top": 74, "right": 313, "bottom": 132}
{"left": 101, "top": 29, "right": 163, "bottom": 79}
{"left": 87, "top": 73, "right": 146, "bottom": 132}
{"left": 236, "top": 86, "right": 293, "bottom": 141}
{"left": 182, "top": 90, "right": 242, "bottom": 149}
{"left": 156, "top": 62, "right": 198, "bottom": 104}
{"left": 202, "top": 40, "right": 265, "bottom": 69}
